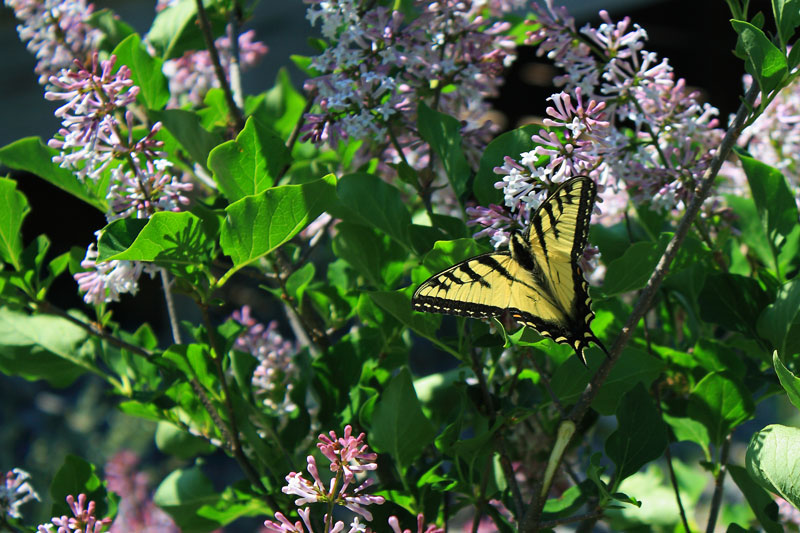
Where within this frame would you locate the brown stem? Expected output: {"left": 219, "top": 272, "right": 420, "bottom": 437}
{"left": 194, "top": 0, "right": 244, "bottom": 130}
{"left": 469, "top": 350, "right": 525, "bottom": 517}
{"left": 705, "top": 435, "right": 732, "bottom": 533}
{"left": 519, "top": 82, "right": 760, "bottom": 533}
{"left": 199, "top": 305, "right": 271, "bottom": 500}
{"left": 160, "top": 269, "right": 182, "bottom": 344}
{"left": 34, "top": 300, "right": 153, "bottom": 360}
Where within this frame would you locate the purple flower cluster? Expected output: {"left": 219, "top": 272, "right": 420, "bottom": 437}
{"left": 301, "top": 0, "right": 516, "bottom": 169}
{"left": 466, "top": 87, "right": 609, "bottom": 248}
{"left": 4, "top": 0, "right": 102, "bottom": 85}
{"left": 36, "top": 494, "right": 111, "bottom": 533}
{"left": 41, "top": 53, "right": 193, "bottom": 304}
{"left": 73, "top": 240, "right": 158, "bottom": 306}
{"left": 1, "top": 469, "right": 39, "bottom": 520}
{"left": 526, "top": 2, "right": 723, "bottom": 212}
{"left": 162, "top": 30, "right": 268, "bottom": 108}
{"left": 105, "top": 451, "right": 179, "bottom": 532}
{"left": 264, "top": 425, "right": 384, "bottom": 532}
{"left": 232, "top": 306, "right": 299, "bottom": 416}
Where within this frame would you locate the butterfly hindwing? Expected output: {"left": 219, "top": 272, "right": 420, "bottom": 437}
{"left": 412, "top": 176, "right": 607, "bottom": 363}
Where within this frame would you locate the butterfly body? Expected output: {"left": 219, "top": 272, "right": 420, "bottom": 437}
{"left": 412, "top": 176, "right": 607, "bottom": 364}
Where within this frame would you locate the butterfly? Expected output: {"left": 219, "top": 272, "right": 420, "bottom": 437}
{"left": 412, "top": 176, "right": 607, "bottom": 364}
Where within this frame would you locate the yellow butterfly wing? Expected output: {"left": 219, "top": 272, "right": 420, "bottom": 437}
{"left": 412, "top": 176, "right": 606, "bottom": 363}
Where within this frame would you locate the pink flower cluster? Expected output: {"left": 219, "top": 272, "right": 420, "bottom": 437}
{"left": 105, "top": 451, "right": 179, "bottom": 532}
{"left": 526, "top": 2, "right": 722, "bottom": 212}
{"left": 1, "top": 468, "right": 39, "bottom": 520}
{"left": 36, "top": 494, "right": 111, "bottom": 533}
{"left": 301, "top": 0, "right": 516, "bottom": 169}
{"left": 163, "top": 30, "right": 268, "bottom": 108}
{"left": 232, "top": 306, "right": 299, "bottom": 415}
{"left": 4, "top": 0, "right": 102, "bottom": 85}
{"left": 41, "top": 53, "right": 193, "bottom": 304}
{"left": 264, "top": 426, "right": 443, "bottom": 533}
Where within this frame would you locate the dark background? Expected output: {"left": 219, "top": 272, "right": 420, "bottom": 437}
{"left": 0, "top": 0, "right": 753, "bottom": 530}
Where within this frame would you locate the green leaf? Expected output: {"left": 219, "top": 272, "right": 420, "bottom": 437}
{"left": 220, "top": 175, "right": 337, "bottom": 275}
{"left": 605, "top": 383, "right": 668, "bottom": 482}
{"left": 474, "top": 124, "right": 539, "bottom": 206}
{"left": 419, "top": 238, "right": 488, "bottom": 274}
{"left": 255, "top": 68, "right": 307, "bottom": 140}
{"left": 86, "top": 8, "right": 135, "bottom": 51}
{"left": 758, "top": 278, "right": 800, "bottom": 356}
{"left": 746, "top": 424, "right": 800, "bottom": 511}
{"left": 336, "top": 173, "right": 412, "bottom": 248}
{"left": 731, "top": 20, "right": 788, "bottom": 95}
{"left": 699, "top": 273, "right": 771, "bottom": 341}
{"left": 163, "top": 344, "right": 214, "bottom": 390}
{"left": 112, "top": 33, "right": 169, "bottom": 110}
{"left": 155, "top": 421, "right": 215, "bottom": 459}
{"left": 773, "top": 351, "right": 800, "bottom": 411}
{"left": 773, "top": 0, "right": 800, "bottom": 48}
{"left": 146, "top": 0, "right": 198, "bottom": 59}
{"left": 370, "top": 368, "right": 437, "bottom": 469}
{"left": 0, "top": 137, "right": 107, "bottom": 211}
{"left": 688, "top": 371, "right": 754, "bottom": 446}
{"left": 0, "top": 178, "right": 29, "bottom": 270}
{"left": 97, "top": 212, "right": 214, "bottom": 273}
{"left": 417, "top": 102, "right": 471, "bottom": 200}
{"left": 50, "top": 455, "right": 109, "bottom": 518}
{"left": 550, "top": 347, "right": 663, "bottom": 414}
{"left": 332, "top": 223, "right": 406, "bottom": 288}
{"left": 662, "top": 414, "right": 710, "bottom": 453}
{"left": 737, "top": 149, "right": 798, "bottom": 252}
{"left": 600, "top": 239, "right": 666, "bottom": 297}
{"left": 730, "top": 463, "right": 783, "bottom": 533}
{"left": 154, "top": 466, "right": 222, "bottom": 531}
{"left": 286, "top": 262, "right": 315, "bottom": 302}
{"left": 150, "top": 109, "right": 223, "bottom": 169}
{"left": 0, "top": 307, "right": 90, "bottom": 387}
{"left": 208, "top": 117, "right": 291, "bottom": 201}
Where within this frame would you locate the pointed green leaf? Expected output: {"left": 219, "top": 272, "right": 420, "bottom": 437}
{"left": 474, "top": 124, "right": 539, "bottom": 206}
{"left": 731, "top": 20, "right": 788, "bottom": 95}
{"left": 220, "top": 175, "right": 337, "bottom": 274}
{"left": 746, "top": 424, "right": 800, "bottom": 511}
{"left": 729, "top": 464, "right": 783, "bottom": 533}
{"left": 208, "top": 117, "right": 291, "bottom": 201}
{"left": 97, "top": 211, "right": 213, "bottom": 268}
{"left": 773, "top": 351, "right": 800, "bottom": 411}
{"left": 773, "top": 0, "right": 800, "bottom": 48}
{"left": 605, "top": 383, "right": 668, "bottom": 482}
{"left": 699, "top": 273, "right": 771, "bottom": 341}
{"left": 112, "top": 33, "right": 169, "bottom": 110}
{"left": 370, "top": 368, "right": 437, "bottom": 468}
{"left": 0, "top": 178, "right": 29, "bottom": 270}
{"left": 688, "top": 371, "right": 754, "bottom": 446}
{"left": 417, "top": 102, "right": 471, "bottom": 200}
{"left": 151, "top": 109, "right": 223, "bottom": 169}
{"left": 758, "top": 278, "right": 800, "bottom": 356}
{"left": 336, "top": 173, "right": 412, "bottom": 247}
{"left": 0, "top": 137, "right": 108, "bottom": 211}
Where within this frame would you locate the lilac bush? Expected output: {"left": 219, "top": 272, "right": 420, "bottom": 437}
{"left": 1, "top": 0, "right": 799, "bottom": 532}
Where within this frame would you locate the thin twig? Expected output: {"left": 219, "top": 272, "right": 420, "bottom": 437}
{"left": 199, "top": 305, "right": 272, "bottom": 500}
{"left": 539, "top": 510, "right": 603, "bottom": 528}
{"left": 519, "top": 81, "right": 760, "bottom": 533}
{"left": 705, "top": 435, "right": 732, "bottom": 533}
{"left": 469, "top": 350, "right": 525, "bottom": 517}
{"left": 34, "top": 300, "right": 153, "bottom": 360}
{"left": 160, "top": 268, "right": 182, "bottom": 344}
{"left": 194, "top": 0, "right": 243, "bottom": 130}
{"left": 226, "top": 11, "right": 244, "bottom": 110}
{"left": 655, "top": 383, "right": 691, "bottom": 533}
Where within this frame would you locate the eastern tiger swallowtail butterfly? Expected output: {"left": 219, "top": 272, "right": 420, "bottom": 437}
{"left": 412, "top": 176, "right": 607, "bottom": 364}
